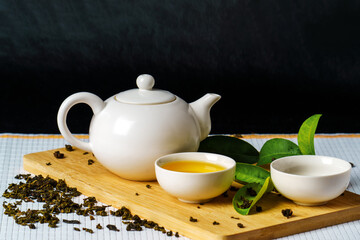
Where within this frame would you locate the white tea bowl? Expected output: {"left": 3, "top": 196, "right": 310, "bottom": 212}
{"left": 155, "top": 152, "right": 236, "bottom": 203}
{"left": 270, "top": 155, "right": 351, "bottom": 206}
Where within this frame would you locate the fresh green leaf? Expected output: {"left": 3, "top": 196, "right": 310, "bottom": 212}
{"left": 198, "top": 136, "right": 259, "bottom": 164}
{"left": 258, "top": 138, "right": 302, "bottom": 166}
{"left": 232, "top": 177, "right": 273, "bottom": 215}
{"left": 297, "top": 114, "right": 322, "bottom": 155}
{"left": 235, "top": 163, "right": 270, "bottom": 185}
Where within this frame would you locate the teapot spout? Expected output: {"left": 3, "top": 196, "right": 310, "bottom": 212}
{"left": 190, "top": 93, "right": 221, "bottom": 140}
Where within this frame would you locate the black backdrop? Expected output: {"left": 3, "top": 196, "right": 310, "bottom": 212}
{"left": 1, "top": 0, "right": 360, "bottom": 134}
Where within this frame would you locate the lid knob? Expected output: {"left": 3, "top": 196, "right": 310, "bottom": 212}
{"left": 136, "top": 74, "right": 155, "bottom": 90}
{"left": 115, "top": 74, "right": 175, "bottom": 104}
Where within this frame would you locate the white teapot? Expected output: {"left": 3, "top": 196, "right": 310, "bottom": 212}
{"left": 57, "top": 74, "right": 220, "bottom": 181}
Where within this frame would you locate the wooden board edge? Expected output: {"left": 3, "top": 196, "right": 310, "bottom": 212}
{"left": 223, "top": 205, "right": 360, "bottom": 240}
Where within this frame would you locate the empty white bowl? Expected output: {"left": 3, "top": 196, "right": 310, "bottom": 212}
{"left": 270, "top": 155, "right": 351, "bottom": 206}
{"left": 155, "top": 152, "right": 236, "bottom": 203}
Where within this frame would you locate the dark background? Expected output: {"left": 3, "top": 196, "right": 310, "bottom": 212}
{"left": 1, "top": 0, "right": 360, "bottom": 134}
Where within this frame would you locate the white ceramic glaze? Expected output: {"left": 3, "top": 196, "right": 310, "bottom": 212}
{"left": 155, "top": 152, "right": 236, "bottom": 203}
{"left": 57, "top": 74, "right": 221, "bottom": 181}
{"left": 270, "top": 155, "right": 351, "bottom": 206}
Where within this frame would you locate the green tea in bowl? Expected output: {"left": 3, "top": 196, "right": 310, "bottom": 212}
{"left": 161, "top": 160, "right": 226, "bottom": 173}
{"left": 155, "top": 152, "right": 236, "bottom": 203}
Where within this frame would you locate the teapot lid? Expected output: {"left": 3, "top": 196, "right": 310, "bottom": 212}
{"left": 115, "top": 74, "right": 176, "bottom": 104}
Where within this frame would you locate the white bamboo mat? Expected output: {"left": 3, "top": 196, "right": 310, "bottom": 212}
{"left": 0, "top": 134, "right": 359, "bottom": 240}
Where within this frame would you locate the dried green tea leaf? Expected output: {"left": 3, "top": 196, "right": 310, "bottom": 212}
{"left": 63, "top": 219, "right": 81, "bottom": 224}
{"left": 65, "top": 144, "right": 74, "bottom": 151}
{"left": 106, "top": 224, "right": 120, "bottom": 231}
{"left": 282, "top": 208, "right": 293, "bottom": 218}
{"left": 82, "top": 227, "right": 94, "bottom": 233}
{"left": 53, "top": 151, "right": 65, "bottom": 159}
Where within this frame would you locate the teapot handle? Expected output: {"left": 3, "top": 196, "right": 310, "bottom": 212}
{"left": 57, "top": 92, "right": 105, "bottom": 152}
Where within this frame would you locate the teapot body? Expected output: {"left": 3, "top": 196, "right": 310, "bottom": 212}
{"left": 57, "top": 74, "right": 220, "bottom": 181}
{"left": 89, "top": 96, "right": 201, "bottom": 180}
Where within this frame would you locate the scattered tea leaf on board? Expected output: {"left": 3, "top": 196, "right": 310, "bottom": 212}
{"left": 235, "top": 163, "right": 270, "bottom": 185}
{"left": 198, "top": 136, "right": 259, "bottom": 164}
{"left": 282, "top": 209, "right": 293, "bottom": 219}
{"left": 233, "top": 177, "right": 273, "bottom": 215}
{"left": 297, "top": 114, "right": 322, "bottom": 155}
{"left": 257, "top": 138, "right": 302, "bottom": 166}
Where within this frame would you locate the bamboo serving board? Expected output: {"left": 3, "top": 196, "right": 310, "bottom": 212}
{"left": 23, "top": 147, "right": 360, "bottom": 240}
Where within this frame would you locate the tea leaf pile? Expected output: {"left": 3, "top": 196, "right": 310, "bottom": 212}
{"left": 2, "top": 174, "right": 179, "bottom": 237}
{"left": 3, "top": 174, "right": 81, "bottom": 228}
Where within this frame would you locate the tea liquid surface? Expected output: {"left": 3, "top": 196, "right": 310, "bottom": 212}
{"left": 161, "top": 160, "right": 226, "bottom": 173}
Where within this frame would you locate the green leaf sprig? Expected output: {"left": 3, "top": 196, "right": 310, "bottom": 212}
{"left": 198, "top": 114, "right": 322, "bottom": 215}
{"left": 298, "top": 114, "right": 322, "bottom": 155}
{"left": 257, "top": 138, "right": 301, "bottom": 166}
{"left": 258, "top": 114, "right": 322, "bottom": 165}
{"left": 235, "top": 163, "right": 270, "bottom": 185}
{"left": 198, "top": 135, "right": 259, "bottom": 164}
